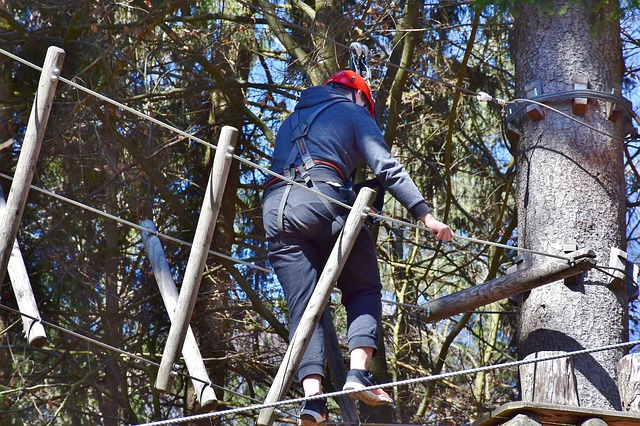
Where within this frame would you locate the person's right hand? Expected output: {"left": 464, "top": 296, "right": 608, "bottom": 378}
{"left": 421, "top": 213, "right": 455, "bottom": 242}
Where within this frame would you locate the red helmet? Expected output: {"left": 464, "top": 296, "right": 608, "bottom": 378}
{"left": 325, "top": 70, "right": 375, "bottom": 116}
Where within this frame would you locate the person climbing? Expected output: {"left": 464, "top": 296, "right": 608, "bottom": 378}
{"left": 262, "top": 70, "right": 455, "bottom": 425}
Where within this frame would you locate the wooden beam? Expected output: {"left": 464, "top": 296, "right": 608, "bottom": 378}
{"left": 322, "top": 310, "right": 360, "bottom": 423}
{"left": 0, "top": 187, "right": 47, "bottom": 347}
{"left": 421, "top": 249, "right": 597, "bottom": 322}
{"left": 155, "top": 126, "right": 238, "bottom": 392}
{"left": 502, "top": 414, "right": 542, "bottom": 425}
{"left": 473, "top": 401, "right": 640, "bottom": 426}
{"left": 256, "top": 187, "right": 377, "bottom": 426}
{"left": 140, "top": 220, "right": 217, "bottom": 410}
{"left": 519, "top": 351, "right": 579, "bottom": 406}
{"left": 619, "top": 353, "right": 640, "bottom": 413}
{"left": 0, "top": 46, "right": 65, "bottom": 286}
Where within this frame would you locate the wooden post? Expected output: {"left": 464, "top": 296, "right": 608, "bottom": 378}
{"left": 578, "top": 419, "right": 608, "bottom": 426}
{"left": 155, "top": 126, "right": 238, "bottom": 392}
{"left": 322, "top": 311, "right": 360, "bottom": 423}
{"left": 618, "top": 353, "right": 640, "bottom": 412}
{"left": 0, "top": 187, "right": 47, "bottom": 347}
{"left": 420, "top": 249, "right": 596, "bottom": 322}
{"left": 519, "top": 351, "right": 579, "bottom": 406}
{"left": 256, "top": 187, "right": 377, "bottom": 426}
{"left": 502, "top": 413, "right": 542, "bottom": 425}
{"left": 140, "top": 220, "right": 217, "bottom": 410}
{"left": 0, "top": 46, "right": 65, "bottom": 286}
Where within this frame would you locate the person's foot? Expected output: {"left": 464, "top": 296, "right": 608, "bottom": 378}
{"left": 299, "top": 398, "right": 327, "bottom": 425}
{"left": 343, "top": 369, "right": 394, "bottom": 406}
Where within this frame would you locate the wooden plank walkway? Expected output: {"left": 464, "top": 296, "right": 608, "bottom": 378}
{"left": 473, "top": 402, "right": 640, "bottom": 426}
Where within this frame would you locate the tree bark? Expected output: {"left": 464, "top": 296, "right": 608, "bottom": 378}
{"left": 514, "top": 0, "right": 627, "bottom": 410}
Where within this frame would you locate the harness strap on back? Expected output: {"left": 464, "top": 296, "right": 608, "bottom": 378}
{"left": 277, "top": 97, "right": 350, "bottom": 234}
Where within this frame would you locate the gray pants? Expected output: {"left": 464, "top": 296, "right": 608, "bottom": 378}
{"left": 263, "top": 181, "right": 382, "bottom": 382}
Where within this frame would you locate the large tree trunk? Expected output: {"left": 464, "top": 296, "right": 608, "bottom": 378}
{"left": 514, "top": 1, "right": 627, "bottom": 410}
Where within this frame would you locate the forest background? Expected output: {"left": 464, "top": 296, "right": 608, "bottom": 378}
{"left": 0, "top": 0, "right": 640, "bottom": 425}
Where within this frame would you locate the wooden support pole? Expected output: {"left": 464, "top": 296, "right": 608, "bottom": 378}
{"left": 0, "top": 187, "right": 47, "bottom": 347}
{"left": 420, "top": 249, "right": 596, "bottom": 323}
{"left": 618, "top": 353, "right": 640, "bottom": 412}
{"left": 322, "top": 311, "right": 360, "bottom": 423}
{"left": 519, "top": 351, "right": 579, "bottom": 406}
{"left": 578, "top": 419, "right": 608, "bottom": 426}
{"left": 256, "top": 187, "right": 377, "bottom": 426}
{"left": 502, "top": 413, "right": 542, "bottom": 426}
{"left": 140, "top": 220, "right": 217, "bottom": 410}
{"left": 155, "top": 126, "right": 238, "bottom": 392}
{"left": 0, "top": 46, "right": 65, "bottom": 286}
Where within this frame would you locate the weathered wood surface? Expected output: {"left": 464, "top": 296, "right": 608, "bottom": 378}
{"left": 502, "top": 413, "right": 542, "bottom": 425}
{"left": 256, "top": 188, "right": 377, "bottom": 426}
{"left": 519, "top": 351, "right": 579, "bottom": 406}
{"left": 619, "top": 353, "right": 640, "bottom": 413}
{"left": 579, "top": 419, "right": 609, "bottom": 426}
{"left": 420, "top": 249, "right": 596, "bottom": 322}
{"left": 140, "top": 220, "right": 217, "bottom": 410}
{"left": 322, "top": 311, "right": 360, "bottom": 423}
{"left": 0, "top": 186, "right": 47, "bottom": 347}
{"left": 473, "top": 401, "right": 640, "bottom": 426}
{"left": 155, "top": 126, "right": 238, "bottom": 392}
{"left": 0, "top": 46, "right": 65, "bottom": 286}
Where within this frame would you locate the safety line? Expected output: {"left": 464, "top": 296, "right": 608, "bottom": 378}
{"left": 0, "top": 172, "right": 526, "bottom": 316}
{"left": 0, "top": 302, "right": 299, "bottom": 419}
{"left": 0, "top": 47, "right": 591, "bottom": 265}
{"left": 0, "top": 48, "right": 626, "bottom": 264}
{"left": 240, "top": 0, "right": 640, "bottom": 124}
{"left": 0, "top": 173, "right": 272, "bottom": 274}
{"left": 133, "top": 338, "right": 640, "bottom": 425}
{"left": 0, "top": 301, "right": 158, "bottom": 367}
{"left": 0, "top": 47, "right": 218, "bottom": 153}
{"left": 228, "top": 154, "right": 574, "bottom": 263}
{"left": 0, "top": 45, "right": 630, "bottom": 291}
{"left": 368, "top": 211, "right": 572, "bottom": 262}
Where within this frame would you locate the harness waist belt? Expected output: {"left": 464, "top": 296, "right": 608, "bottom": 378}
{"left": 264, "top": 165, "right": 346, "bottom": 193}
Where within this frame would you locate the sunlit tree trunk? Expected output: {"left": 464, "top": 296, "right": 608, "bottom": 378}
{"left": 514, "top": 0, "right": 627, "bottom": 409}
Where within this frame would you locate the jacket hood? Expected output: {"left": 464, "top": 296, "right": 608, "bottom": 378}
{"left": 295, "top": 85, "right": 350, "bottom": 111}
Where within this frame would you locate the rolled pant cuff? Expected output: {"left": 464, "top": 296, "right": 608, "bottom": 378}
{"left": 348, "top": 335, "right": 378, "bottom": 353}
{"left": 297, "top": 363, "right": 325, "bottom": 384}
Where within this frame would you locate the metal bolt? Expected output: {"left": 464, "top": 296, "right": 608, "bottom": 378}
{"left": 225, "top": 145, "right": 235, "bottom": 159}
{"left": 50, "top": 67, "right": 60, "bottom": 81}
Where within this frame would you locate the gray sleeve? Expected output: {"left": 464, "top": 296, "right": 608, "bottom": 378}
{"left": 353, "top": 113, "right": 431, "bottom": 220}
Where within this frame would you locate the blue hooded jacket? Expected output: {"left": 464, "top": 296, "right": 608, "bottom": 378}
{"left": 268, "top": 84, "right": 430, "bottom": 220}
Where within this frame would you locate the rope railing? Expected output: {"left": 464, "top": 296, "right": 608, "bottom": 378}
{"left": 133, "top": 338, "right": 640, "bottom": 426}
{"left": 0, "top": 47, "right": 582, "bottom": 266}
{"left": 1, "top": 44, "right": 636, "bottom": 324}
{"left": 0, "top": 302, "right": 299, "bottom": 421}
{"left": 1, "top": 299, "right": 636, "bottom": 426}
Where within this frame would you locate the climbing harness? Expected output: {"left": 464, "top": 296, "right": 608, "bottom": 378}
{"left": 268, "top": 97, "right": 352, "bottom": 234}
